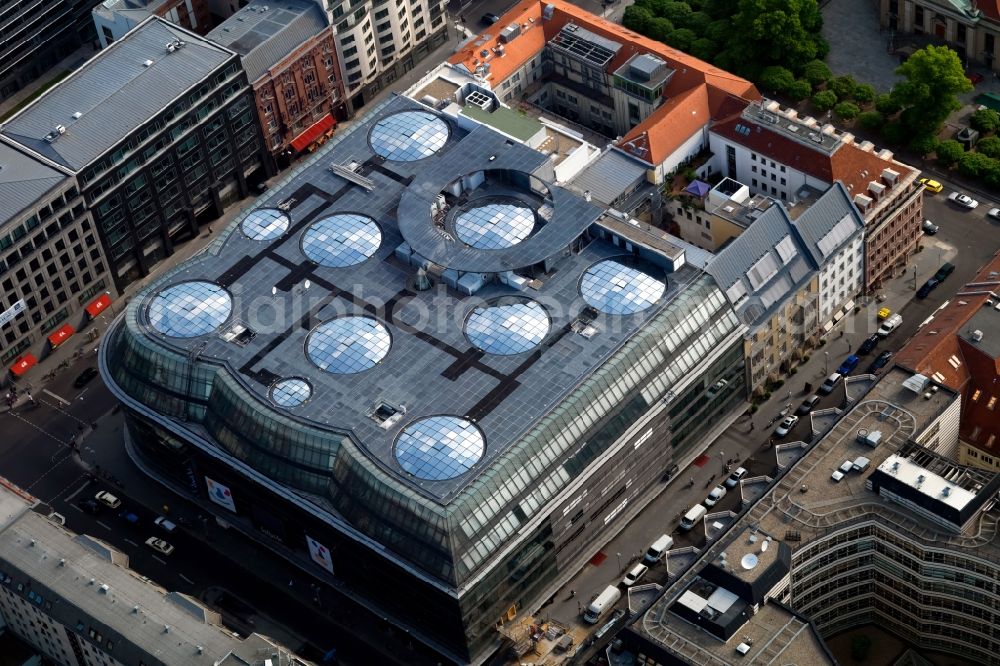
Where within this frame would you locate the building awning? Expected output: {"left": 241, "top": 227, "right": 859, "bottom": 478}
{"left": 85, "top": 294, "right": 111, "bottom": 318}
{"left": 10, "top": 354, "right": 37, "bottom": 377}
{"left": 48, "top": 323, "right": 75, "bottom": 348}
{"left": 290, "top": 115, "right": 336, "bottom": 152}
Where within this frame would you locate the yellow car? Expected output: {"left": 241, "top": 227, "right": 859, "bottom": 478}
{"left": 918, "top": 178, "right": 943, "bottom": 193}
{"left": 878, "top": 307, "right": 891, "bottom": 320}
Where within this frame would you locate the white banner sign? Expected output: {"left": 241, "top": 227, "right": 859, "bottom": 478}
{"left": 205, "top": 476, "right": 237, "bottom": 513}
{"left": 0, "top": 300, "right": 26, "bottom": 328}
{"left": 306, "top": 534, "right": 334, "bottom": 574}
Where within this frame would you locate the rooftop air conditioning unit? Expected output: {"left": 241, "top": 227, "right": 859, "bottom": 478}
{"left": 143, "top": 59, "right": 154, "bottom": 67}
{"left": 972, "top": 329, "right": 984, "bottom": 342}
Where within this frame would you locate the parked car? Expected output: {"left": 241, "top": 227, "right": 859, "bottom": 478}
{"left": 154, "top": 516, "right": 177, "bottom": 533}
{"left": 78, "top": 499, "right": 100, "bottom": 515}
{"left": 724, "top": 467, "right": 748, "bottom": 488}
{"left": 948, "top": 192, "right": 979, "bottom": 209}
{"left": 704, "top": 485, "right": 727, "bottom": 507}
{"left": 818, "top": 372, "right": 843, "bottom": 395}
{"left": 917, "top": 278, "right": 939, "bottom": 299}
{"left": 988, "top": 208, "right": 1000, "bottom": 221}
{"left": 877, "top": 314, "right": 903, "bottom": 338}
{"left": 837, "top": 355, "right": 860, "bottom": 375}
{"left": 480, "top": 11, "right": 500, "bottom": 24}
{"left": 918, "top": 177, "right": 943, "bottom": 193}
{"left": 858, "top": 334, "right": 879, "bottom": 355}
{"left": 796, "top": 395, "right": 821, "bottom": 415}
{"left": 621, "top": 563, "right": 648, "bottom": 587}
{"left": 877, "top": 307, "right": 891, "bottom": 320}
{"left": 145, "top": 537, "right": 175, "bottom": 556}
{"left": 774, "top": 415, "right": 799, "bottom": 438}
{"left": 867, "top": 350, "right": 893, "bottom": 374}
{"left": 933, "top": 262, "right": 955, "bottom": 282}
{"left": 707, "top": 378, "right": 729, "bottom": 395}
{"left": 119, "top": 511, "right": 140, "bottom": 527}
{"left": 94, "top": 491, "right": 121, "bottom": 509}
{"left": 831, "top": 460, "right": 854, "bottom": 482}
{"left": 922, "top": 219, "right": 939, "bottom": 235}
{"left": 73, "top": 367, "right": 99, "bottom": 388}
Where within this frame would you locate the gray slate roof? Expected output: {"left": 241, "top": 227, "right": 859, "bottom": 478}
{"left": 0, "top": 141, "right": 67, "bottom": 227}
{"left": 706, "top": 182, "right": 864, "bottom": 327}
{"left": 207, "top": 1, "right": 329, "bottom": 83}
{"left": 0, "top": 17, "right": 233, "bottom": 173}
{"left": 568, "top": 147, "right": 648, "bottom": 205}
{"left": 0, "top": 481, "right": 309, "bottom": 666}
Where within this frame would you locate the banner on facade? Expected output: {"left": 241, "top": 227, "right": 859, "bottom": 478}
{"left": 306, "top": 534, "right": 334, "bottom": 574}
{"left": 205, "top": 476, "right": 237, "bottom": 513}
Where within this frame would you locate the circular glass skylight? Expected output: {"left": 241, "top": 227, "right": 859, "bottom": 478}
{"left": 147, "top": 281, "right": 232, "bottom": 337}
{"left": 301, "top": 214, "right": 381, "bottom": 267}
{"left": 454, "top": 203, "right": 535, "bottom": 250}
{"left": 369, "top": 110, "right": 449, "bottom": 161}
{"left": 306, "top": 317, "right": 390, "bottom": 374}
{"left": 465, "top": 299, "right": 549, "bottom": 355}
{"left": 241, "top": 209, "right": 289, "bottom": 241}
{"left": 580, "top": 259, "right": 665, "bottom": 315}
{"left": 395, "top": 416, "right": 485, "bottom": 481}
{"left": 270, "top": 378, "right": 312, "bottom": 407}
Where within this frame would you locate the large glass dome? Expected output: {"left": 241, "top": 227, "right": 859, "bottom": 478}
{"left": 306, "top": 317, "right": 391, "bottom": 374}
{"left": 301, "top": 214, "right": 381, "bottom": 267}
{"left": 464, "top": 299, "right": 549, "bottom": 355}
{"left": 580, "top": 259, "right": 665, "bottom": 315}
{"left": 269, "top": 378, "right": 312, "bottom": 407}
{"left": 454, "top": 203, "right": 536, "bottom": 250}
{"left": 395, "top": 416, "right": 485, "bottom": 480}
{"left": 369, "top": 110, "right": 449, "bottom": 161}
{"left": 241, "top": 209, "right": 289, "bottom": 241}
{"left": 147, "top": 281, "right": 232, "bottom": 338}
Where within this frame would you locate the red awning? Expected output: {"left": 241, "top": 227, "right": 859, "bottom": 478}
{"left": 47, "top": 323, "right": 75, "bottom": 348}
{"left": 290, "top": 115, "right": 336, "bottom": 152}
{"left": 10, "top": 354, "right": 37, "bottom": 377}
{"left": 85, "top": 294, "right": 111, "bottom": 318}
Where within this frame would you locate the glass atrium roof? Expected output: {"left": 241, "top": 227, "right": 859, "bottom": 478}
{"left": 301, "top": 214, "right": 382, "bottom": 267}
{"left": 454, "top": 203, "right": 535, "bottom": 250}
{"left": 464, "top": 300, "right": 550, "bottom": 355}
{"left": 306, "top": 317, "right": 391, "bottom": 374}
{"left": 580, "top": 259, "right": 665, "bottom": 315}
{"left": 395, "top": 415, "right": 485, "bottom": 480}
{"left": 241, "top": 208, "right": 289, "bottom": 241}
{"left": 270, "top": 378, "right": 312, "bottom": 407}
{"left": 369, "top": 110, "right": 449, "bottom": 161}
{"left": 147, "top": 281, "right": 232, "bottom": 338}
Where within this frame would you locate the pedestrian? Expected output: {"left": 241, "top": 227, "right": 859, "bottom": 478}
{"left": 570, "top": 589, "right": 576, "bottom": 598}
{"left": 749, "top": 422, "right": 755, "bottom": 432}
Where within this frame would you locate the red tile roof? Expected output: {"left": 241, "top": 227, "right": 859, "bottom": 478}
{"left": 979, "top": 0, "right": 1000, "bottom": 22}
{"left": 448, "top": 0, "right": 759, "bottom": 166}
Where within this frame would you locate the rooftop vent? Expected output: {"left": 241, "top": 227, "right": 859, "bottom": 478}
{"left": 165, "top": 39, "right": 185, "bottom": 53}
{"left": 972, "top": 329, "right": 984, "bottom": 342}
{"left": 542, "top": 3, "right": 554, "bottom": 19}
{"left": 99, "top": 584, "right": 110, "bottom": 594}
{"left": 163, "top": 624, "right": 171, "bottom": 633}
{"left": 71, "top": 111, "right": 82, "bottom": 120}
{"left": 143, "top": 59, "right": 154, "bottom": 67}
{"left": 29, "top": 539, "right": 35, "bottom": 547}
{"left": 59, "top": 558, "right": 65, "bottom": 566}
{"left": 942, "top": 486, "right": 951, "bottom": 497}
{"left": 499, "top": 22, "right": 521, "bottom": 44}
{"left": 133, "top": 605, "right": 140, "bottom": 613}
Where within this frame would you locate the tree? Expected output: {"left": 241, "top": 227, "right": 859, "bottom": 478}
{"left": 891, "top": 45, "right": 973, "bottom": 137}
{"left": 722, "top": 0, "right": 827, "bottom": 76}
{"left": 853, "top": 83, "right": 877, "bottom": 105}
{"left": 812, "top": 90, "right": 838, "bottom": 112}
{"left": 623, "top": 6, "right": 656, "bottom": 33}
{"left": 908, "top": 134, "right": 939, "bottom": 156}
{"left": 881, "top": 121, "right": 906, "bottom": 145}
{"left": 875, "top": 93, "right": 902, "bottom": 115}
{"left": 829, "top": 75, "right": 857, "bottom": 100}
{"left": 665, "top": 28, "right": 697, "bottom": 51}
{"left": 689, "top": 37, "right": 717, "bottom": 60}
{"left": 857, "top": 110, "right": 885, "bottom": 131}
{"left": 957, "top": 151, "right": 997, "bottom": 179}
{"left": 935, "top": 139, "right": 965, "bottom": 167}
{"left": 802, "top": 59, "right": 832, "bottom": 87}
{"left": 834, "top": 101, "right": 860, "bottom": 119}
{"left": 787, "top": 79, "right": 813, "bottom": 101}
{"left": 970, "top": 108, "right": 1000, "bottom": 134}
{"left": 977, "top": 135, "right": 1000, "bottom": 159}
{"left": 758, "top": 66, "right": 796, "bottom": 93}
{"left": 983, "top": 161, "right": 1000, "bottom": 189}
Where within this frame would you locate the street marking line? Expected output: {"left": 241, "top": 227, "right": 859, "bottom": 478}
{"left": 152, "top": 555, "right": 167, "bottom": 565}
{"left": 124, "top": 538, "right": 139, "bottom": 547}
{"left": 69, "top": 505, "right": 83, "bottom": 513}
{"left": 63, "top": 481, "right": 90, "bottom": 503}
{"left": 179, "top": 574, "right": 195, "bottom": 585}
{"left": 42, "top": 389, "right": 70, "bottom": 406}
{"left": 96, "top": 521, "right": 111, "bottom": 531}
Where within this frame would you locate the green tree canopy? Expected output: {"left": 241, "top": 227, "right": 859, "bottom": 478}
{"left": 829, "top": 75, "right": 856, "bottom": 100}
{"left": 723, "top": 0, "right": 827, "bottom": 75}
{"left": 970, "top": 108, "right": 1000, "bottom": 134}
{"left": 802, "top": 59, "right": 832, "bottom": 87}
{"left": 875, "top": 93, "right": 902, "bottom": 115}
{"left": 689, "top": 37, "right": 717, "bottom": 60}
{"left": 908, "top": 134, "right": 939, "bottom": 156}
{"left": 853, "top": 83, "right": 877, "bottom": 104}
{"left": 891, "top": 46, "right": 973, "bottom": 137}
{"left": 857, "top": 110, "right": 885, "bottom": 131}
{"left": 812, "top": 90, "right": 838, "bottom": 112}
{"left": 935, "top": 139, "right": 965, "bottom": 167}
{"left": 957, "top": 151, "right": 997, "bottom": 179}
{"left": 787, "top": 79, "right": 813, "bottom": 101}
{"left": 758, "top": 66, "right": 796, "bottom": 93}
{"left": 976, "top": 136, "right": 1000, "bottom": 159}
{"left": 834, "top": 101, "right": 860, "bottom": 119}
{"left": 665, "top": 28, "right": 698, "bottom": 51}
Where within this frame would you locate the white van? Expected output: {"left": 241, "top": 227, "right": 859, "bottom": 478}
{"left": 643, "top": 534, "right": 674, "bottom": 563}
{"left": 877, "top": 314, "right": 903, "bottom": 338}
{"left": 679, "top": 504, "right": 708, "bottom": 531}
{"left": 583, "top": 585, "right": 621, "bottom": 624}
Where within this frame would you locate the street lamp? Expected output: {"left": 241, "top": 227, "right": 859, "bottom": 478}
{"left": 616, "top": 552, "right": 622, "bottom": 572}
{"left": 824, "top": 351, "right": 829, "bottom": 374}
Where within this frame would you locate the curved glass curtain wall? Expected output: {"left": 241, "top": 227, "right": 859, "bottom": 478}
{"left": 448, "top": 276, "right": 739, "bottom": 579}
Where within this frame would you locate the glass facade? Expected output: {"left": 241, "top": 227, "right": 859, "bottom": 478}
{"left": 104, "top": 273, "right": 746, "bottom": 662}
